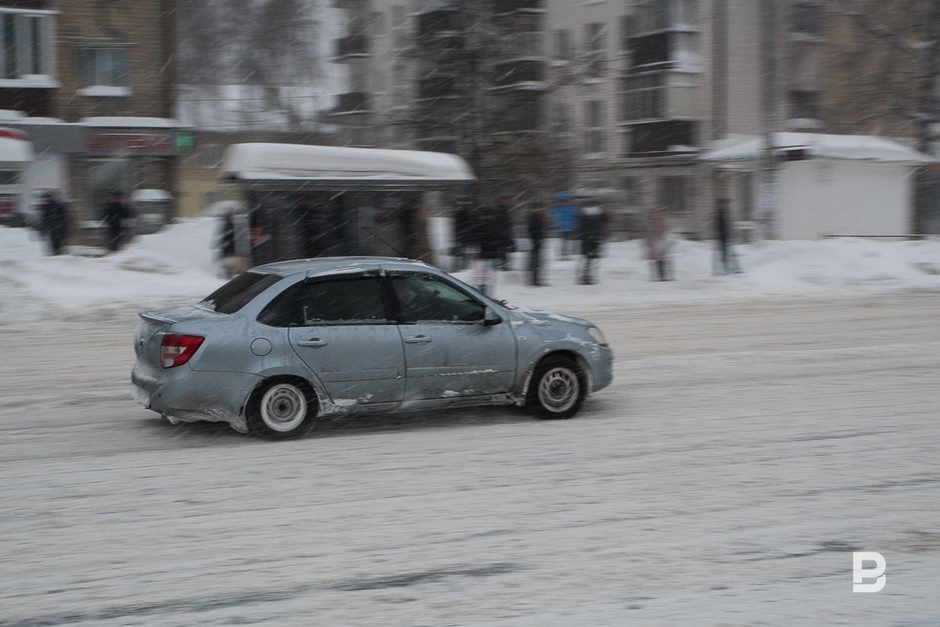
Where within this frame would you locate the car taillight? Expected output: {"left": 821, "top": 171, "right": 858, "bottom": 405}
{"left": 160, "top": 334, "right": 204, "bottom": 368}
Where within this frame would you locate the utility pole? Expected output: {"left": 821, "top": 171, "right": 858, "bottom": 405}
{"left": 759, "top": 0, "right": 779, "bottom": 239}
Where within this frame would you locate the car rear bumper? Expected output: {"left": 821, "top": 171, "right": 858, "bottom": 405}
{"left": 131, "top": 364, "right": 262, "bottom": 433}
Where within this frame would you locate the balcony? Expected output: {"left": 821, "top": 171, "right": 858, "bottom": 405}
{"left": 417, "top": 75, "right": 459, "bottom": 100}
{"left": 493, "top": 0, "right": 546, "bottom": 16}
{"left": 333, "top": 35, "right": 371, "bottom": 61}
{"left": 629, "top": 120, "right": 697, "bottom": 155}
{"left": 491, "top": 60, "right": 546, "bottom": 91}
{"left": 416, "top": 7, "right": 463, "bottom": 41}
{"left": 328, "top": 92, "right": 372, "bottom": 117}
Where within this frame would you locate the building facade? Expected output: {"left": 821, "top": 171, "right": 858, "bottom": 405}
{"left": 0, "top": 0, "right": 184, "bottom": 231}
{"left": 330, "top": 0, "right": 934, "bottom": 237}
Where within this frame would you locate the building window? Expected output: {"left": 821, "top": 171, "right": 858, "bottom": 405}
{"left": 370, "top": 11, "right": 387, "bottom": 36}
{"left": 792, "top": 3, "right": 823, "bottom": 36}
{"left": 82, "top": 48, "right": 129, "bottom": 87}
{"left": 620, "top": 15, "right": 635, "bottom": 50}
{"left": 790, "top": 90, "right": 819, "bottom": 119}
{"left": 392, "top": 5, "right": 407, "bottom": 47}
{"left": 551, "top": 102, "right": 570, "bottom": 134}
{"left": 584, "top": 100, "right": 606, "bottom": 155}
{"left": 0, "top": 11, "right": 54, "bottom": 80}
{"left": 635, "top": 0, "right": 671, "bottom": 33}
{"left": 622, "top": 72, "right": 664, "bottom": 121}
{"left": 658, "top": 176, "right": 691, "bottom": 214}
{"left": 553, "top": 29, "right": 572, "bottom": 60}
{"left": 623, "top": 176, "right": 639, "bottom": 210}
{"left": 584, "top": 23, "right": 606, "bottom": 78}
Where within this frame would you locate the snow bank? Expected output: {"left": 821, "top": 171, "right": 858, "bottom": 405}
{"left": 1, "top": 217, "right": 939, "bottom": 328}
{"left": 0, "top": 219, "right": 222, "bottom": 327}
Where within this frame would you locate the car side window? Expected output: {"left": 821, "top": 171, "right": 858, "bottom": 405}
{"left": 258, "top": 276, "right": 387, "bottom": 327}
{"left": 391, "top": 273, "right": 485, "bottom": 323}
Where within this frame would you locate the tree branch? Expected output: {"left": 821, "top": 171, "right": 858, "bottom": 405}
{"left": 834, "top": 0, "right": 925, "bottom": 59}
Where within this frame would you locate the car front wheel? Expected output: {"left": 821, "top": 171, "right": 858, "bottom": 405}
{"left": 526, "top": 355, "right": 587, "bottom": 419}
{"left": 247, "top": 379, "right": 316, "bottom": 439}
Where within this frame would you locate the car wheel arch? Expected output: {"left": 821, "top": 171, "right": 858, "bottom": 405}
{"left": 519, "top": 349, "right": 592, "bottom": 400}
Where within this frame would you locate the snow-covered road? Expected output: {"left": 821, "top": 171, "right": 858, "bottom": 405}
{"left": 1, "top": 292, "right": 938, "bottom": 625}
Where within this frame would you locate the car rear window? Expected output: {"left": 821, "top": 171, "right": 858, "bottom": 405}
{"left": 200, "top": 272, "right": 281, "bottom": 314}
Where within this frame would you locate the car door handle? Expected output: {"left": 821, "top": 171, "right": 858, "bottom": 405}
{"left": 404, "top": 335, "right": 432, "bottom": 345}
{"left": 297, "top": 338, "right": 328, "bottom": 347}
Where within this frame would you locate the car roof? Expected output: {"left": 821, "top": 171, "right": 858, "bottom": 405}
{"left": 253, "top": 256, "right": 436, "bottom": 278}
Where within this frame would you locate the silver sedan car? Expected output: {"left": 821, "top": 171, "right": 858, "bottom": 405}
{"left": 132, "top": 257, "right": 613, "bottom": 439}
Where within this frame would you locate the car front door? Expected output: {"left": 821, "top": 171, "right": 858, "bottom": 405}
{"left": 389, "top": 272, "right": 517, "bottom": 401}
{"left": 259, "top": 274, "right": 405, "bottom": 405}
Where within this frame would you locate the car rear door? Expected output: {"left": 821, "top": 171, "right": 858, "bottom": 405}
{"left": 259, "top": 273, "right": 405, "bottom": 404}
{"left": 388, "top": 271, "right": 517, "bottom": 401}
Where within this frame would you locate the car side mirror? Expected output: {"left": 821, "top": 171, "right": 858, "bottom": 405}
{"left": 483, "top": 306, "right": 502, "bottom": 326}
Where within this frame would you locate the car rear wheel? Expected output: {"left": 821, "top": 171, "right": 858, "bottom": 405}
{"left": 526, "top": 355, "right": 586, "bottom": 420}
{"left": 247, "top": 379, "right": 316, "bottom": 439}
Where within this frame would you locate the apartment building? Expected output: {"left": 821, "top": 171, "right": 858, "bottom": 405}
{"left": 331, "top": 0, "right": 932, "bottom": 236}
{"left": 0, "top": 0, "right": 182, "bottom": 227}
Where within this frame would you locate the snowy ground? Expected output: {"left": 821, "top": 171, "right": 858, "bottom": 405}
{"left": 1, "top": 288, "right": 939, "bottom": 625}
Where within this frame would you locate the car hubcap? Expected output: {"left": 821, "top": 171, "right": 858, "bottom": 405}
{"left": 260, "top": 384, "right": 307, "bottom": 432}
{"left": 538, "top": 367, "right": 579, "bottom": 413}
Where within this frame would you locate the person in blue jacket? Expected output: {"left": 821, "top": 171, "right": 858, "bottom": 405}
{"left": 551, "top": 192, "right": 578, "bottom": 260}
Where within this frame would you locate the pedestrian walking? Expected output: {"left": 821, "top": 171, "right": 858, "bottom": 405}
{"left": 578, "top": 202, "right": 607, "bottom": 285}
{"left": 527, "top": 200, "right": 547, "bottom": 286}
{"left": 713, "top": 199, "right": 741, "bottom": 275}
{"left": 494, "top": 194, "right": 515, "bottom": 270}
{"left": 646, "top": 206, "right": 673, "bottom": 281}
{"left": 551, "top": 192, "right": 578, "bottom": 260}
{"left": 102, "top": 190, "right": 131, "bottom": 253}
{"left": 452, "top": 197, "right": 477, "bottom": 271}
{"left": 40, "top": 190, "right": 69, "bottom": 256}
{"left": 474, "top": 204, "right": 503, "bottom": 295}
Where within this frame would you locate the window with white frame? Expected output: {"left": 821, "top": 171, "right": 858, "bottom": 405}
{"left": 584, "top": 100, "right": 606, "bottom": 155}
{"left": 82, "top": 48, "right": 129, "bottom": 87}
{"left": 552, "top": 29, "right": 572, "bottom": 61}
{"left": 635, "top": 0, "right": 698, "bottom": 34}
{"left": 622, "top": 72, "right": 664, "bottom": 121}
{"left": 584, "top": 23, "right": 606, "bottom": 78}
{"left": 0, "top": 10, "right": 54, "bottom": 80}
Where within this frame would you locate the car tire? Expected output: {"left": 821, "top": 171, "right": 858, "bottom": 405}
{"left": 525, "top": 355, "right": 587, "bottom": 420}
{"left": 246, "top": 379, "right": 317, "bottom": 439}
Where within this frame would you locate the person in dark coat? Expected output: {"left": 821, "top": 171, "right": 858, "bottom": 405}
{"left": 494, "top": 194, "right": 515, "bottom": 270}
{"left": 646, "top": 206, "right": 672, "bottom": 281}
{"left": 474, "top": 204, "right": 504, "bottom": 295}
{"left": 578, "top": 202, "right": 607, "bottom": 285}
{"left": 40, "top": 191, "right": 69, "bottom": 256}
{"left": 102, "top": 190, "right": 131, "bottom": 253}
{"left": 452, "top": 197, "right": 477, "bottom": 271}
{"left": 527, "top": 201, "right": 547, "bottom": 286}
{"left": 713, "top": 198, "right": 741, "bottom": 275}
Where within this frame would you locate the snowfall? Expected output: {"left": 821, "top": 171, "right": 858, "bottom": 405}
{"left": 1, "top": 219, "right": 939, "bottom": 625}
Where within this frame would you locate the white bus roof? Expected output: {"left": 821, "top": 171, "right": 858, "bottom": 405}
{"left": 221, "top": 143, "right": 475, "bottom": 188}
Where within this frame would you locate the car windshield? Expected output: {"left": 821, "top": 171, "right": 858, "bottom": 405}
{"left": 199, "top": 271, "right": 281, "bottom": 314}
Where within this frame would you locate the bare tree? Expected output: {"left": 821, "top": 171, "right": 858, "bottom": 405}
{"left": 833, "top": 0, "right": 940, "bottom": 231}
